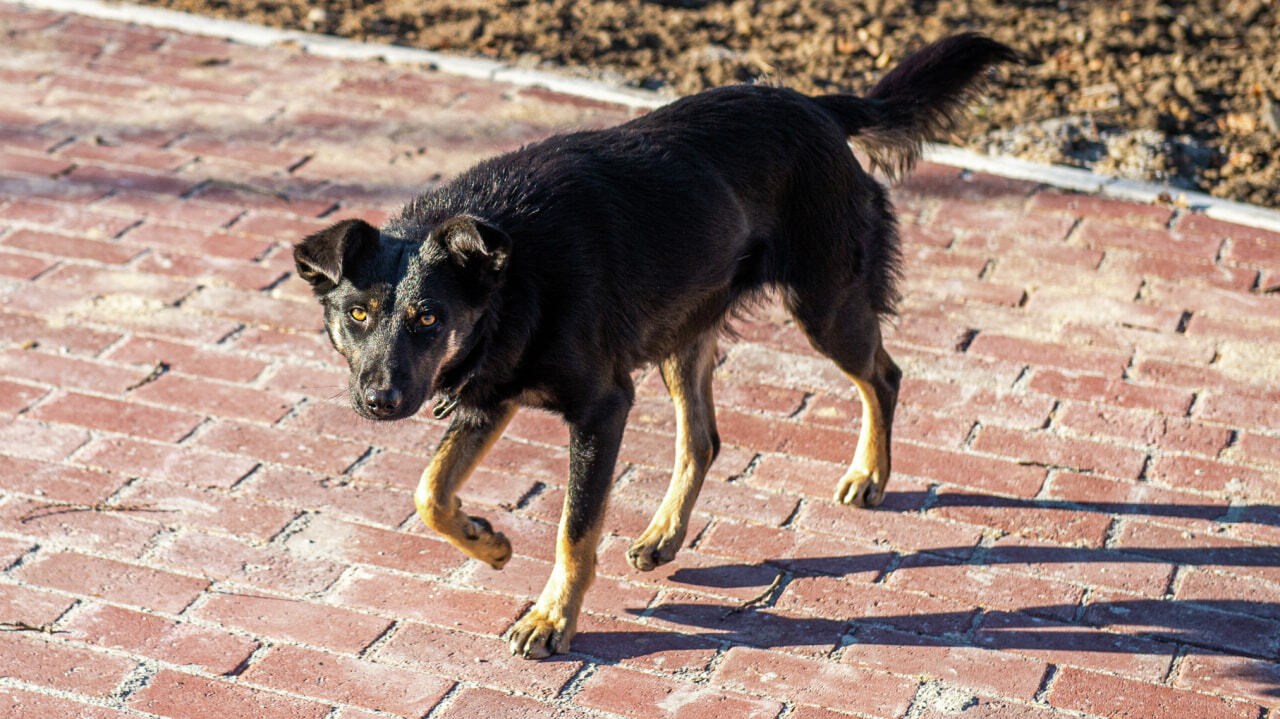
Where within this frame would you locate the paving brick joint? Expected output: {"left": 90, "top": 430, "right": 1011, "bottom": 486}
{"left": 0, "top": 4, "right": 1278, "bottom": 718}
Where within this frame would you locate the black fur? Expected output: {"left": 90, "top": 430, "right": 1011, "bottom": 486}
{"left": 295, "top": 33, "right": 1014, "bottom": 649}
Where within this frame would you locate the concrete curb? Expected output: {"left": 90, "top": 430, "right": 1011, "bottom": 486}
{"left": 13, "top": 0, "right": 1280, "bottom": 235}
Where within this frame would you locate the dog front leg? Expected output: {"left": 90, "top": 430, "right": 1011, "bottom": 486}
{"left": 414, "top": 404, "right": 517, "bottom": 569}
{"left": 508, "top": 388, "right": 631, "bottom": 659}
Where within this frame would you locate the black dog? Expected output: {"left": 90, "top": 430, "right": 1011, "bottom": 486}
{"left": 295, "top": 33, "right": 1016, "bottom": 659}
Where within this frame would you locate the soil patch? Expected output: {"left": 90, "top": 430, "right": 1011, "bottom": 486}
{"left": 139, "top": 0, "right": 1280, "bottom": 208}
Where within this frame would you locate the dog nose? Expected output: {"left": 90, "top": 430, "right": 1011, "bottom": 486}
{"left": 363, "top": 387, "right": 403, "bottom": 417}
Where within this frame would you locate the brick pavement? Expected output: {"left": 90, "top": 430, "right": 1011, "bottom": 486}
{"left": 0, "top": 4, "right": 1278, "bottom": 718}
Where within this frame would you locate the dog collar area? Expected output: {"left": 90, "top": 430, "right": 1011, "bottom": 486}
{"left": 432, "top": 393, "right": 460, "bottom": 419}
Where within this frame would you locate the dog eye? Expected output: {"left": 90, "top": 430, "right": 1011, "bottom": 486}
{"left": 419, "top": 313, "right": 436, "bottom": 327}
{"left": 349, "top": 307, "right": 368, "bottom": 322}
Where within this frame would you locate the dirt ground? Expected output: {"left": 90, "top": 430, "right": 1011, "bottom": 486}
{"left": 137, "top": 0, "right": 1280, "bottom": 208}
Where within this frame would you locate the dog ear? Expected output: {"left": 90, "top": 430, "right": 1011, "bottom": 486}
{"left": 430, "top": 215, "right": 511, "bottom": 291}
{"left": 294, "top": 219, "right": 379, "bottom": 295}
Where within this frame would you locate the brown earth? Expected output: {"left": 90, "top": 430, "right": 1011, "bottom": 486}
{"left": 138, "top": 0, "right": 1280, "bottom": 208}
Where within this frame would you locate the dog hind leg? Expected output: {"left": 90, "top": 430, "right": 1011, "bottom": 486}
{"left": 627, "top": 332, "right": 720, "bottom": 571}
{"left": 414, "top": 404, "right": 518, "bottom": 568}
{"left": 789, "top": 293, "right": 901, "bottom": 507}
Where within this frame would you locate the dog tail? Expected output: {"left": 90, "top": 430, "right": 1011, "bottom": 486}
{"left": 813, "top": 33, "right": 1019, "bottom": 180}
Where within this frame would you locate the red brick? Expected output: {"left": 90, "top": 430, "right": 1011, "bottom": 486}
{"left": 843, "top": 624, "right": 1049, "bottom": 699}
{"left": 0, "top": 416, "right": 92, "bottom": 462}
{"left": 779, "top": 574, "right": 976, "bottom": 636}
{"left": 0, "top": 311, "right": 120, "bottom": 356}
{"left": 646, "top": 589, "right": 849, "bottom": 657}
{"left": 1148, "top": 454, "right": 1277, "bottom": 500}
{"left": 2, "top": 228, "right": 141, "bottom": 263}
{"left": 58, "top": 138, "right": 189, "bottom": 171}
{"left": 1047, "top": 471, "right": 1229, "bottom": 526}
{"left": 1028, "top": 190, "right": 1174, "bottom": 227}
{"left": 1048, "top": 666, "right": 1262, "bottom": 719}
{"left": 577, "top": 665, "right": 782, "bottom": 719}
{"left": 242, "top": 464, "right": 412, "bottom": 526}
{"left": 1176, "top": 650, "right": 1280, "bottom": 706}
{"left": 958, "top": 231, "right": 1104, "bottom": 269}
{"left": 888, "top": 557, "right": 1085, "bottom": 622}
{"left": 1176, "top": 569, "right": 1280, "bottom": 622}
{"left": 1197, "top": 390, "right": 1280, "bottom": 432}
{"left": 696, "top": 521, "right": 889, "bottom": 579}
{"left": 0, "top": 149, "right": 73, "bottom": 177}
{"left": 63, "top": 602, "right": 258, "bottom": 674}
{"left": 16, "top": 551, "right": 207, "bottom": 613}
{"left": 1084, "top": 588, "right": 1280, "bottom": 658}
{"left": 1236, "top": 432, "right": 1280, "bottom": 467}
{"left": 934, "top": 200, "right": 1075, "bottom": 241}
{"left": 967, "top": 333, "right": 1131, "bottom": 376}
{"left": 76, "top": 435, "right": 258, "bottom": 488}
{"left": 375, "top": 622, "right": 584, "bottom": 697}
{"left": 971, "top": 425, "right": 1148, "bottom": 479}
{"left": 1113, "top": 519, "right": 1280, "bottom": 584}
{"left": 0, "top": 454, "right": 124, "bottom": 505}
{"left": 128, "top": 669, "right": 331, "bottom": 719}
{"left": 332, "top": 567, "right": 526, "bottom": 634}
{"left": 287, "top": 514, "right": 466, "bottom": 576}
{"left": 0, "top": 497, "right": 161, "bottom": 556}
{"left": 1055, "top": 402, "right": 1231, "bottom": 456}
{"left": 184, "top": 285, "right": 322, "bottom": 331}
{"left": 174, "top": 137, "right": 304, "bottom": 169}
{"left": 1132, "top": 357, "right": 1280, "bottom": 399}
{"left": 117, "top": 478, "right": 296, "bottom": 539}
{"left": 929, "top": 488, "right": 1113, "bottom": 547}
{"left": 0, "top": 687, "right": 133, "bottom": 719}
{"left": 155, "top": 530, "right": 345, "bottom": 595}
{"left": 916, "top": 694, "right": 1074, "bottom": 719}
{"left": 1177, "top": 213, "right": 1280, "bottom": 248}
{"left": 466, "top": 551, "right": 656, "bottom": 617}
{"left": 986, "top": 534, "right": 1176, "bottom": 597}
{"left": 1143, "top": 279, "right": 1280, "bottom": 322}
{"left": 1184, "top": 313, "right": 1280, "bottom": 346}
{"left": 0, "top": 249, "right": 54, "bottom": 279}
{"left": 0, "top": 583, "right": 75, "bottom": 626}
{"left": 1029, "top": 368, "right": 1193, "bottom": 415}
{"left": 895, "top": 441, "right": 1049, "bottom": 497}
{"left": 798, "top": 498, "right": 983, "bottom": 558}
{"left": 436, "top": 687, "right": 591, "bottom": 719}
{"left": 133, "top": 373, "right": 294, "bottom": 423}
{"left": 244, "top": 645, "right": 453, "bottom": 716}
{"left": 1077, "top": 217, "right": 1222, "bottom": 258}
{"left": 192, "top": 419, "right": 369, "bottom": 475}
{"left": 712, "top": 646, "right": 918, "bottom": 718}
{"left": 0, "top": 632, "right": 135, "bottom": 698}
{"left": 0, "top": 347, "right": 150, "bottom": 394}
{"left": 1108, "top": 251, "right": 1258, "bottom": 290}
{"left": 66, "top": 164, "right": 197, "bottom": 197}
{"left": 30, "top": 392, "right": 204, "bottom": 442}
{"left": 621, "top": 467, "right": 798, "bottom": 527}
{"left": 975, "top": 610, "right": 1176, "bottom": 680}
{"left": 194, "top": 591, "right": 391, "bottom": 653}
{"left": 259, "top": 362, "right": 347, "bottom": 399}
{"left": 282, "top": 400, "right": 446, "bottom": 453}
{"left": 92, "top": 189, "right": 243, "bottom": 227}
{"left": 121, "top": 221, "right": 272, "bottom": 261}
{"left": 572, "top": 612, "right": 720, "bottom": 674}
{"left": 40, "top": 264, "right": 196, "bottom": 303}
{"left": 137, "top": 250, "right": 286, "bottom": 290}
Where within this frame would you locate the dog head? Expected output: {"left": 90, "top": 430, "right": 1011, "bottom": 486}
{"left": 294, "top": 216, "right": 510, "bottom": 420}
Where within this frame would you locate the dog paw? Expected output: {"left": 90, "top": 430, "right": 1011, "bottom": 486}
{"left": 626, "top": 523, "right": 685, "bottom": 571}
{"left": 507, "top": 607, "right": 572, "bottom": 659}
{"left": 834, "top": 469, "right": 885, "bottom": 507}
{"left": 464, "top": 516, "right": 512, "bottom": 569}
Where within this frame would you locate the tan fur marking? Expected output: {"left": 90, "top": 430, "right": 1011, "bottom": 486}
{"left": 507, "top": 495, "right": 602, "bottom": 658}
{"left": 413, "top": 404, "right": 517, "bottom": 568}
{"left": 834, "top": 370, "right": 889, "bottom": 506}
{"left": 628, "top": 337, "right": 718, "bottom": 571}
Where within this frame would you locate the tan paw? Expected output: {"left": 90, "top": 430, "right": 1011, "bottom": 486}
{"left": 834, "top": 468, "right": 886, "bottom": 507}
{"left": 462, "top": 515, "right": 512, "bottom": 569}
{"left": 507, "top": 607, "right": 573, "bottom": 659}
{"left": 626, "top": 520, "right": 686, "bottom": 571}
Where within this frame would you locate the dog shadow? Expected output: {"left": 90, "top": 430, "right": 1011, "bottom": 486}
{"left": 584, "top": 491, "right": 1280, "bottom": 699}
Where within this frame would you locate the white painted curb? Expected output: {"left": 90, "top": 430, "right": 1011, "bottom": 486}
{"left": 12, "top": 0, "right": 1280, "bottom": 235}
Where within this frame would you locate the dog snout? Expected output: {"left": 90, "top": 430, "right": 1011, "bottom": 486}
{"left": 363, "top": 387, "right": 403, "bottom": 418}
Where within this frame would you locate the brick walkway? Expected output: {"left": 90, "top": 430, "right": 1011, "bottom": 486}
{"left": 2, "top": 4, "right": 1279, "bottom": 718}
